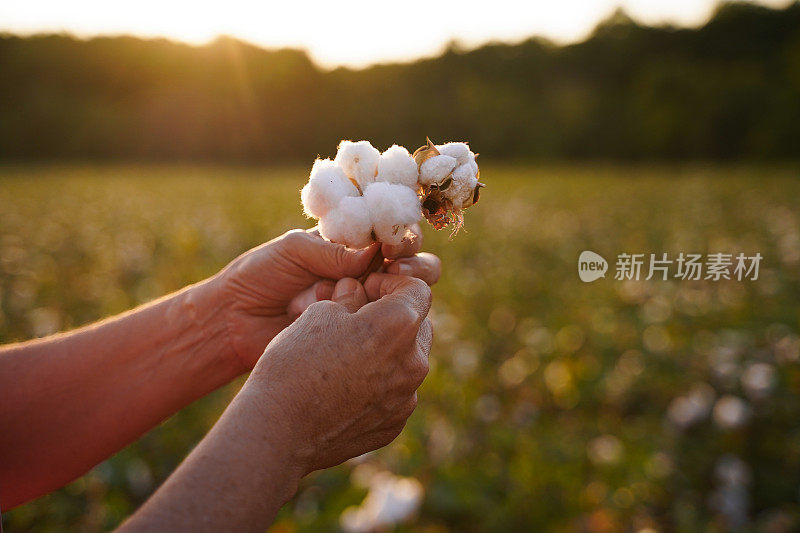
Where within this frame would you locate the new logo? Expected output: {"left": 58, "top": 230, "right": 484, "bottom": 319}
{"left": 578, "top": 251, "right": 608, "bottom": 282}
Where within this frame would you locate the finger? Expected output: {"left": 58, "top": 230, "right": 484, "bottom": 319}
{"left": 305, "top": 226, "right": 321, "bottom": 237}
{"left": 331, "top": 277, "right": 368, "bottom": 313}
{"left": 360, "top": 274, "right": 432, "bottom": 325}
{"left": 384, "top": 253, "right": 441, "bottom": 285}
{"left": 381, "top": 223, "right": 423, "bottom": 259}
{"left": 284, "top": 230, "right": 380, "bottom": 280}
{"left": 287, "top": 279, "right": 335, "bottom": 317}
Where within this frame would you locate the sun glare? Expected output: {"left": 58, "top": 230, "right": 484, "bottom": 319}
{"left": 0, "top": 0, "right": 792, "bottom": 68}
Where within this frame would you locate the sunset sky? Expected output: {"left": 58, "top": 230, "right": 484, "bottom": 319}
{"left": 0, "top": 0, "right": 791, "bottom": 68}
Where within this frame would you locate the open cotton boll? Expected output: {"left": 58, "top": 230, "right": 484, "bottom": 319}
{"left": 364, "top": 182, "right": 421, "bottom": 245}
{"left": 319, "top": 196, "right": 374, "bottom": 249}
{"left": 376, "top": 145, "right": 418, "bottom": 188}
{"left": 419, "top": 155, "right": 457, "bottom": 186}
{"left": 436, "top": 142, "right": 473, "bottom": 166}
{"left": 301, "top": 159, "right": 359, "bottom": 219}
{"left": 445, "top": 164, "right": 479, "bottom": 206}
{"left": 335, "top": 140, "right": 381, "bottom": 190}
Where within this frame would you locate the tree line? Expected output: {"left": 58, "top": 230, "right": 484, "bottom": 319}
{"left": 1, "top": 1, "right": 799, "bottom": 162}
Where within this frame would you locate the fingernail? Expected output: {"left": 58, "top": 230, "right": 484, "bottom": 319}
{"left": 386, "top": 261, "right": 407, "bottom": 275}
{"left": 333, "top": 277, "right": 359, "bottom": 299}
{"left": 397, "top": 263, "right": 413, "bottom": 276}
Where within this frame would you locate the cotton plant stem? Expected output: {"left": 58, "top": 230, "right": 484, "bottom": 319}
{"left": 358, "top": 248, "right": 384, "bottom": 284}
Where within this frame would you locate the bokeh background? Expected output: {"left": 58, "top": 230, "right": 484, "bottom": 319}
{"left": 2, "top": 1, "right": 800, "bottom": 531}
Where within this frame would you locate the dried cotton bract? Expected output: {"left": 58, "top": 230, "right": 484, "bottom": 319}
{"left": 414, "top": 138, "right": 484, "bottom": 232}
{"left": 301, "top": 137, "right": 483, "bottom": 248}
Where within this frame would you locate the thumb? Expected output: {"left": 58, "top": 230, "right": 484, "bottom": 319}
{"left": 288, "top": 230, "right": 380, "bottom": 279}
{"left": 331, "top": 277, "right": 368, "bottom": 313}
{"left": 360, "top": 273, "right": 432, "bottom": 324}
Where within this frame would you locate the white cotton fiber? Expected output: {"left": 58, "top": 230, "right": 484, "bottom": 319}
{"left": 376, "top": 145, "right": 418, "bottom": 188}
{"left": 301, "top": 158, "right": 359, "bottom": 219}
{"left": 363, "top": 182, "right": 421, "bottom": 245}
{"left": 436, "top": 142, "right": 473, "bottom": 166}
{"left": 335, "top": 140, "right": 381, "bottom": 190}
{"left": 419, "top": 155, "right": 457, "bottom": 186}
{"left": 318, "top": 196, "right": 374, "bottom": 249}
{"left": 446, "top": 163, "right": 479, "bottom": 206}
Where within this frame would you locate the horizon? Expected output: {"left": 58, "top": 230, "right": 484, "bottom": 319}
{"left": 0, "top": 0, "right": 793, "bottom": 69}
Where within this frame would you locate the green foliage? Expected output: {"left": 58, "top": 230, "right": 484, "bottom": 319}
{"left": 1, "top": 2, "right": 800, "bottom": 162}
{"left": 2, "top": 163, "right": 800, "bottom": 531}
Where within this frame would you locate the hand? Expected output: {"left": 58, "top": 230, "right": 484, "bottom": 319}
{"left": 286, "top": 223, "right": 440, "bottom": 315}
{"left": 243, "top": 273, "right": 433, "bottom": 474}
{"left": 213, "top": 225, "right": 440, "bottom": 370}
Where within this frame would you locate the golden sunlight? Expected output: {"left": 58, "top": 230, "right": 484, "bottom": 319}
{"left": 0, "top": 0, "right": 792, "bottom": 67}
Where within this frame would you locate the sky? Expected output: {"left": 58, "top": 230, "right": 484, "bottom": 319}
{"left": 0, "top": 0, "right": 792, "bottom": 68}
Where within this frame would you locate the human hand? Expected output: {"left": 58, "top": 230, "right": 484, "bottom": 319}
{"left": 213, "top": 224, "right": 440, "bottom": 370}
{"left": 242, "top": 273, "right": 433, "bottom": 474}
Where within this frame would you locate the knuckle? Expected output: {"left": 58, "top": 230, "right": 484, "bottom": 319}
{"left": 395, "top": 304, "right": 420, "bottom": 330}
{"left": 306, "top": 299, "right": 342, "bottom": 317}
{"left": 283, "top": 228, "right": 307, "bottom": 242}
{"left": 373, "top": 300, "right": 417, "bottom": 335}
{"left": 282, "top": 229, "right": 311, "bottom": 249}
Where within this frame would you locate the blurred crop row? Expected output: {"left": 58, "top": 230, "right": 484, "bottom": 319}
{"left": 2, "top": 163, "right": 800, "bottom": 532}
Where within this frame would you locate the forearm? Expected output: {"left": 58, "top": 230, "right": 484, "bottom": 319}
{"left": 118, "top": 384, "right": 303, "bottom": 532}
{"left": 0, "top": 275, "right": 244, "bottom": 509}
{"left": 119, "top": 273, "right": 434, "bottom": 531}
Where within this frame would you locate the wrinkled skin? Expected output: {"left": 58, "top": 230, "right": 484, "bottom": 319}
{"left": 120, "top": 270, "right": 436, "bottom": 532}
{"left": 246, "top": 274, "right": 433, "bottom": 474}
{"left": 217, "top": 224, "right": 440, "bottom": 369}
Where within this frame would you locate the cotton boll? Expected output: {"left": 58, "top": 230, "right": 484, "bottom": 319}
{"left": 376, "top": 145, "right": 418, "bottom": 188}
{"left": 445, "top": 163, "right": 479, "bottom": 206}
{"left": 436, "top": 142, "right": 473, "bottom": 166}
{"left": 364, "top": 182, "right": 420, "bottom": 225}
{"left": 301, "top": 159, "right": 359, "bottom": 219}
{"left": 364, "top": 182, "right": 421, "bottom": 245}
{"left": 335, "top": 140, "right": 380, "bottom": 190}
{"left": 319, "top": 196, "right": 374, "bottom": 249}
{"left": 419, "top": 155, "right": 457, "bottom": 186}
